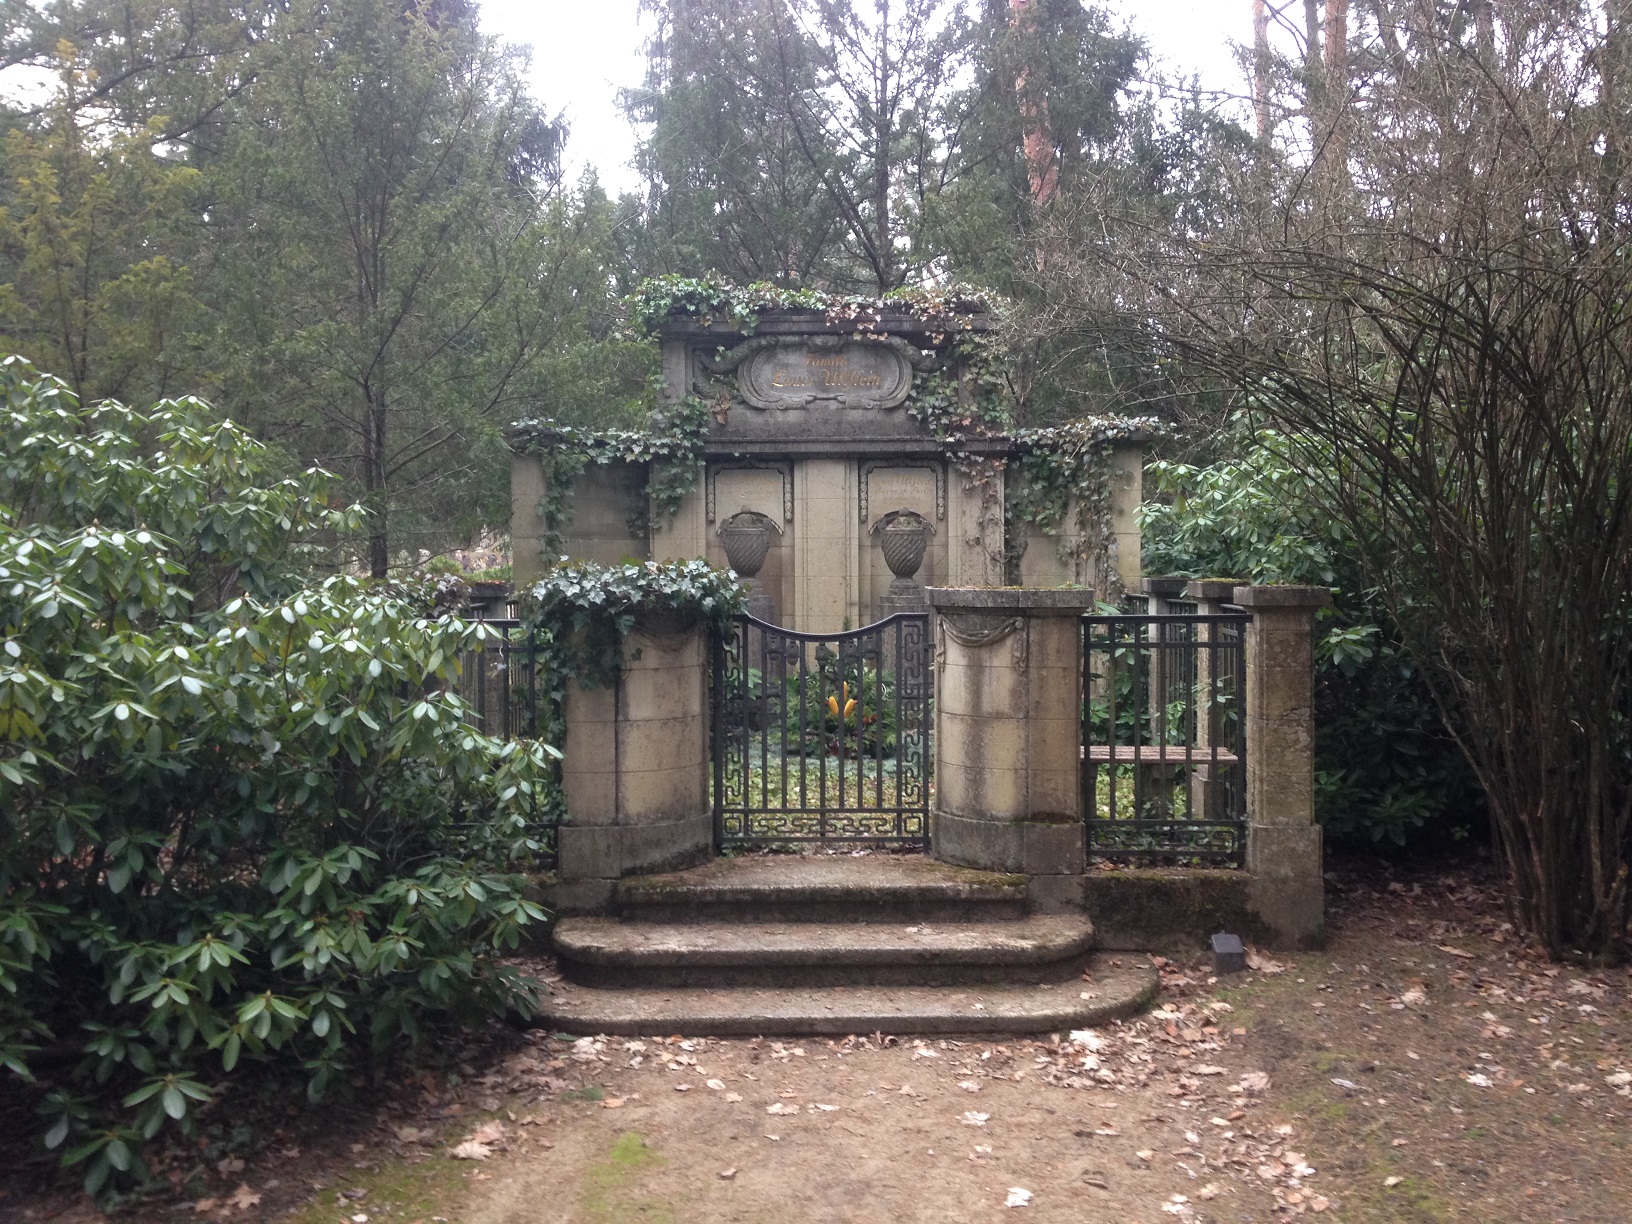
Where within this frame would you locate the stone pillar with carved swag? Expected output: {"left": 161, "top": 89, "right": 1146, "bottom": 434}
{"left": 1234, "top": 584, "right": 1332, "bottom": 948}
{"left": 555, "top": 612, "right": 712, "bottom": 908}
{"left": 926, "top": 587, "right": 1096, "bottom": 912}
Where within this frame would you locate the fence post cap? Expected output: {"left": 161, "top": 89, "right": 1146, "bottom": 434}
{"left": 1231, "top": 584, "right": 1333, "bottom": 610}
{"left": 925, "top": 586, "right": 1096, "bottom": 613}
{"left": 1185, "top": 578, "right": 1243, "bottom": 601}
{"left": 1138, "top": 575, "right": 1190, "bottom": 598}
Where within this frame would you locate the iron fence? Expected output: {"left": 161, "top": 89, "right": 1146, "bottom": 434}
{"left": 455, "top": 617, "right": 558, "bottom": 860}
{"left": 1081, "top": 612, "right": 1249, "bottom": 863}
{"left": 712, "top": 612, "right": 933, "bottom": 846}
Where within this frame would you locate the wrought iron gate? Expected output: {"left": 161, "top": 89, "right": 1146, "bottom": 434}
{"left": 712, "top": 613, "right": 933, "bottom": 846}
{"left": 1082, "top": 612, "right": 1249, "bottom": 862}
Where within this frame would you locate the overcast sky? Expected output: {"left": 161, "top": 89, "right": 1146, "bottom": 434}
{"left": 479, "top": 1, "right": 1270, "bottom": 197}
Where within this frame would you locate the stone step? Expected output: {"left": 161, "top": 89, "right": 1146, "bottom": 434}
{"left": 553, "top": 914, "right": 1095, "bottom": 987}
{"left": 615, "top": 854, "right": 1028, "bottom": 924}
{"left": 532, "top": 955, "right": 1158, "bottom": 1037}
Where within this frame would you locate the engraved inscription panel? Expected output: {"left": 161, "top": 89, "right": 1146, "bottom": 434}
{"left": 864, "top": 469, "right": 937, "bottom": 527}
{"left": 713, "top": 468, "right": 788, "bottom": 529}
{"left": 738, "top": 341, "right": 913, "bottom": 410}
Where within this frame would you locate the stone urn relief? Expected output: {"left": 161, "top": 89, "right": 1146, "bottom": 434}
{"left": 874, "top": 510, "right": 933, "bottom": 613}
{"left": 718, "top": 510, "right": 780, "bottom": 621}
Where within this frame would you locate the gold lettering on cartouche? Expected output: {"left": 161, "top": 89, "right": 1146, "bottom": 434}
{"left": 764, "top": 348, "right": 885, "bottom": 394}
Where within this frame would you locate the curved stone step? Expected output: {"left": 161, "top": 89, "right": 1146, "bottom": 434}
{"left": 531, "top": 955, "right": 1158, "bottom": 1036}
{"left": 553, "top": 914, "right": 1096, "bottom": 987}
{"left": 615, "top": 854, "right": 1028, "bottom": 924}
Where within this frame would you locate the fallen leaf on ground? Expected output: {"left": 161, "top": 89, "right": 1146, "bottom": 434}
{"left": 601, "top": 1097, "right": 625, "bottom": 1109}
{"left": 229, "top": 1185, "right": 260, "bottom": 1211}
{"left": 1245, "top": 948, "right": 1286, "bottom": 974}
{"left": 450, "top": 1141, "right": 491, "bottom": 1161}
{"left": 1437, "top": 944, "right": 1475, "bottom": 958}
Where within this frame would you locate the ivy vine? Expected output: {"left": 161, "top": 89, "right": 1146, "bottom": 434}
{"left": 514, "top": 559, "right": 744, "bottom": 829}
{"left": 521, "top": 559, "right": 746, "bottom": 691}
{"left": 510, "top": 392, "right": 713, "bottom": 557}
{"left": 629, "top": 274, "right": 998, "bottom": 337}
{"left": 515, "top": 278, "right": 1162, "bottom": 589}
{"left": 1005, "top": 416, "right": 1166, "bottom": 593}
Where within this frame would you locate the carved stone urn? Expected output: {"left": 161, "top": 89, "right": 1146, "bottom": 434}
{"left": 718, "top": 511, "right": 778, "bottom": 621}
{"left": 876, "top": 511, "right": 933, "bottom": 614}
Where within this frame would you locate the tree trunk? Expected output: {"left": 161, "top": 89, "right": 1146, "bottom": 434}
{"left": 1011, "top": 0, "right": 1058, "bottom": 209}
{"left": 1253, "top": 0, "right": 1272, "bottom": 144}
{"left": 1321, "top": 0, "right": 1349, "bottom": 177}
{"left": 366, "top": 390, "right": 389, "bottom": 579}
{"left": 874, "top": 0, "right": 893, "bottom": 292}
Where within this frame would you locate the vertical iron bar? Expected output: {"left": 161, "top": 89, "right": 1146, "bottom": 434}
{"left": 711, "top": 624, "right": 725, "bottom": 847}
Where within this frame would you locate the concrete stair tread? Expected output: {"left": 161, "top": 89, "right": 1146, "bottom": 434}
{"left": 554, "top": 914, "right": 1094, "bottom": 968}
{"left": 615, "top": 854, "right": 1028, "bottom": 922}
{"left": 533, "top": 956, "right": 1157, "bottom": 1036}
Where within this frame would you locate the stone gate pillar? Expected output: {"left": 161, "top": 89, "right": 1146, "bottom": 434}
{"left": 926, "top": 587, "right": 1095, "bottom": 911}
{"left": 556, "top": 614, "right": 712, "bottom": 906}
{"left": 1234, "top": 584, "right": 1332, "bottom": 948}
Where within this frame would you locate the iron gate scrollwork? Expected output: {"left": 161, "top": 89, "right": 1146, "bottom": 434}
{"left": 712, "top": 613, "right": 932, "bottom": 846}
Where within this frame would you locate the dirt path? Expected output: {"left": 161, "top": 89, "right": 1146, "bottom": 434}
{"left": 459, "top": 1024, "right": 1291, "bottom": 1224}
{"left": 7, "top": 861, "right": 1631, "bottom": 1223}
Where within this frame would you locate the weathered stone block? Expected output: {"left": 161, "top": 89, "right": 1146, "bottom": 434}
{"left": 1027, "top": 873, "right": 1089, "bottom": 914}
{"left": 558, "top": 812, "right": 713, "bottom": 883}
{"left": 1245, "top": 823, "right": 1324, "bottom": 948}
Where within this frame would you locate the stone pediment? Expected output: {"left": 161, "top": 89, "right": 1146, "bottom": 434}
{"left": 664, "top": 305, "right": 996, "bottom": 454}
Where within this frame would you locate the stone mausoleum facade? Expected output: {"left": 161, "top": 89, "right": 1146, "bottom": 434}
{"left": 508, "top": 297, "right": 1145, "bottom": 628}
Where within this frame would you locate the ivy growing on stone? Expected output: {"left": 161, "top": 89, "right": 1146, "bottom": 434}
{"left": 520, "top": 278, "right": 1158, "bottom": 580}
{"left": 510, "top": 392, "right": 714, "bottom": 557}
{"left": 628, "top": 274, "right": 997, "bottom": 337}
{"left": 520, "top": 559, "right": 745, "bottom": 693}
{"left": 1006, "top": 416, "right": 1166, "bottom": 589}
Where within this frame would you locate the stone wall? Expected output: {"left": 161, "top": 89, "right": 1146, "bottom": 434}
{"left": 1013, "top": 439, "right": 1143, "bottom": 595}
{"left": 555, "top": 615, "right": 712, "bottom": 909}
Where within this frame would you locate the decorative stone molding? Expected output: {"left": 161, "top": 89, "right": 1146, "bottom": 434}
{"left": 935, "top": 613, "right": 1028, "bottom": 671}
{"left": 696, "top": 335, "right": 937, "bottom": 411}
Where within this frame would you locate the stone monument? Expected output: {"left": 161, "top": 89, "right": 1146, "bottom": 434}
{"left": 509, "top": 293, "right": 1149, "bottom": 630}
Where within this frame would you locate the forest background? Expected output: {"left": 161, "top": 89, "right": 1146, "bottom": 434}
{"left": 3, "top": 1, "right": 1631, "bottom": 931}
{"left": 8, "top": 1, "right": 1632, "bottom": 1197}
